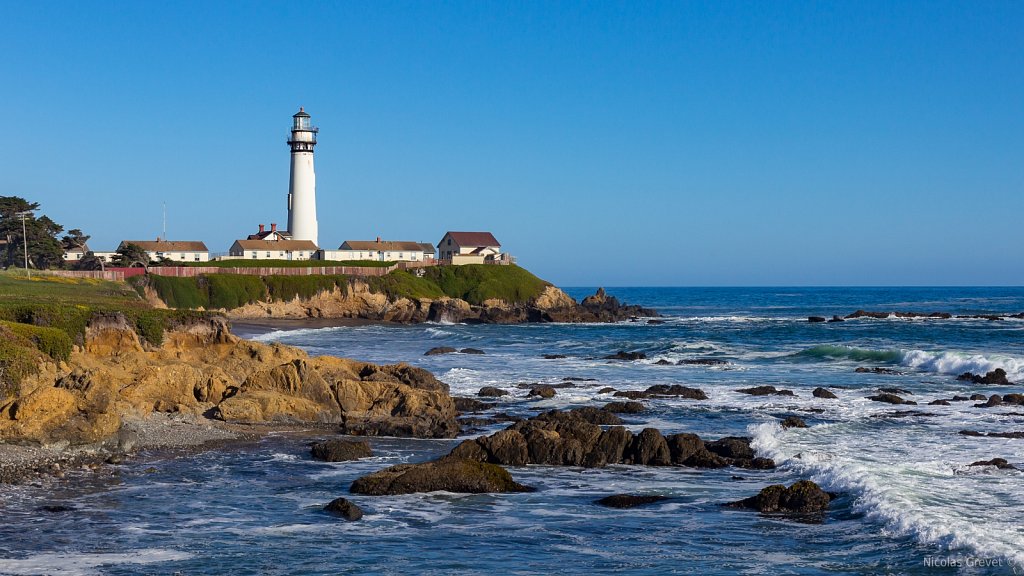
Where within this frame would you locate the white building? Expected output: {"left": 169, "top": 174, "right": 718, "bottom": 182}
{"left": 286, "top": 108, "right": 319, "bottom": 247}
{"left": 437, "top": 231, "right": 509, "bottom": 265}
{"left": 321, "top": 239, "right": 435, "bottom": 262}
{"left": 229, "top": 239, "right": 318, "bottom": 261}
{"left": 63, "top": 245, "right": 90, "bottom": 262}
{"left": 118, "top": 240, "right": 210, "bottom": 263}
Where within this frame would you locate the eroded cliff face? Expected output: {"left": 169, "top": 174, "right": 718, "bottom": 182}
{"left": 0, "top": 316, "right": 458, "bottom": 445}
{"left": 223, "top": 282, "right": 655, "bottom": 324}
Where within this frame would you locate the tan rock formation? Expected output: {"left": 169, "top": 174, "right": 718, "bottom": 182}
{"left": 0, "top": 316, "right": 458, "bottom": 445}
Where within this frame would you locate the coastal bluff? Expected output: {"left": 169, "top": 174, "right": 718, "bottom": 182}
{"left": 134, "top": 265, "right": 657, "bottom": 323}
{"left": 224, "top": 283, "right": 654, "bottom": 323}
{"left": 0, "top": 315, "right": 458, "bottom": 446}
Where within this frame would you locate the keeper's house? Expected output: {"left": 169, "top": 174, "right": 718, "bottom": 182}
{"left": 437, "top": 231, "right": 510, "bottom": 265}
{"left": 320, "top": 239, "right": 435, "bottom": 262}
{"left": 228, "top": 239, "right": 318, "bottom": 261}
{"left": 118, "top": 240, "right": 210, "bottom": 263}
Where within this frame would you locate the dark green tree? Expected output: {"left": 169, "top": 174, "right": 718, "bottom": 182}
{"left": 112, "top": 243, "right": 150, "bottom": 268}
{"left": 75, "top": 252, "right": 106, "bottom": 271}
{"left": 0, "top": 196, "right": 65, "bottom": 270}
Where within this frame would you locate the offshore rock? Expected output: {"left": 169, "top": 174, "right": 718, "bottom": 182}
{"left": 595, "top": 494, "right": 669, "bottom": 509}
{"left": 451, "top": 409, "right": 772, "bottom": 470}
{"left": 726, "top": 480, "right": 832, "bottom": 516}
{"left": 812, "top": 387, "right": 838, "bottom": 399}
{"left": 957, "top": 369, "right": 1012, "bottom": 385}
{"left": 311, "top": 439, "right": 373, "bottom": 463}
{"left": 736, "top": 386, "right": 795, "bottom": 397}
{"left": 324, "top": 497, "right": 364, "bottom": 521}
{"left": 349, "top": 457, "right": 533, "bottom": 495}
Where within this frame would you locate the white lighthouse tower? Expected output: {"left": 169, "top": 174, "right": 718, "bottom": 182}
{"left": 286, "top": 107, "right": 319, "bottom": 246}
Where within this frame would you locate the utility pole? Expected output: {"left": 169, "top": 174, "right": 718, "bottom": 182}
{"left": 15, "top": 210, "right": 33, "bottom": 278}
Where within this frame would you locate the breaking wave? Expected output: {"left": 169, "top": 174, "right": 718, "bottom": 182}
{"left": 791, "top": 345, "right": 1024, "bottom": 381}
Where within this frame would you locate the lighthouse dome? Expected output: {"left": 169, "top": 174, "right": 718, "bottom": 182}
{"left": 293, "top": 107, "right": 311, "bottom": 118}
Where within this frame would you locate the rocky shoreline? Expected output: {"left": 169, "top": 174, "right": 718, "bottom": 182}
{"left": 223, "top": 284, "right": 658, "bottom": 324}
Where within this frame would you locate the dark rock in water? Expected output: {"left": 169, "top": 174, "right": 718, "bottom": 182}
{"left": 736, "top": 386, "right": 795, "bottom": 397}
{"left": 324, "top": 498, "right": 363, "bottom": 520}
{"left": 584, "top": 426, "right": 634, "bottom": 467}
{"left": 813, "top": 387, "right": 838, "bottom": 399}
{"left": 460, "top": 348, "right": 486, "bottom": 355}
{"left": 878, "top": 387, "right": 912, "bottom": 395}
{"left": 647, "top": 319, "right": 666, "bottom": 325}
{"left": 733, "top": 457, "right": 777, "bottom": 470}
{"left": 654, "top": 359, "right": 673, "bottom": 366}
{"left": 350, "top": 456, "right": 533, "bottom": 495}
{"left": 970, "top": 394, "right": 988, "bottom": 401}
{"left": 868, "top": 393, "right": 912, "bottom": 405}
{"left": 855, "top": 367, "right": 905, "bottom": 375}
{"left": 968, "top": 458, "right": 1017, "bottom": 470}
{"left": 542, "top": 354, "right": 568, "bottom": 359}
{"left": 626, "top": 428, "right": 672, "bottom": 466}
{"left": 726, "top": 480, "right": 831, "bottom": 516}
{"left": 974, "top": 395, "right": 1003, "bottom": 408}
{"left": 595, "top": 494, "right": 669, "bottom": 508}
{"left": 1003, "top": 393, "right": 1024, "bottom": 405}
{"left": 598, "top": 387, "right": 617, "bottom": 394}
{"left": 37, "top": 504, "right": 75, "bottom": 513}
{"left": 951, "top": 395, "right": 971, "bottom": 402}
{"left": 517, "top": 381, "right": 574, "bottom": 389}
{"left": 957, "top": 369, "right": 1012, "bottom": 385}
{"left": 574, "top": 288, "right": 660, "bottom": 323}
{"left": 827, "top": 316, "right": 845, "bottom": 323}
{"left": 452, "top": 397, "right": 491, "bottom": 413}
{"left": 781, "top": 416, "right": 808, "bottom": 429}
{"left": 602, "top": 401, "right": 645, "bottom": 414}
{"left": 929, "top": 399, "right": 951, "bottom": 406}
{"left": 105, "top": 454, "right": 125, "bottom": 465}
{"left": 645, "top": 384, "right": 708, "bottom": 400}
{"left": 311, "top": 439, "right": 373, "bottom": 463}
{"left": 477, "top": 386, "right": 509, "bottom": 398}
{"left": 808, "top": 316, "right": 827, "bottom": 323}
{"left": 613, "top": 390, "right": 647, "bottom": 400}
{"left": 603, "top": 351, "right": 647, "bottom": 361}
{"left": 563, "top": 377, "right": 598, "bottom": 382}
{"left": 683, "top": 448, "right": 730, "bottom": 468}
{"left": 528, "top": 386, "right": 557, "bottom": 399}
{"left": 706, "top": 437, "right": 756, "bottom": 460}
{"left": 845, "top": 310, "right": 952, "bottom": 320}
{"left": 678, "top": 358, "right": 728, "bottom": 366}
{"left": 538, "top": 407, "right": 623, "bottom": 426}
{"left": 959, "top": 430, "right": 1024, "bottom": 439}
{"left": 666, "top": 433, "right": 704, "bottom": 465}
{"left": 424, "top": 346, "right": 457, "bottom": 356}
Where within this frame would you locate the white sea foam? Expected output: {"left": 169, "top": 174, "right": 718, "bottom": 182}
{"left": 751, "top": 419, "right": 1024, "bottom": 569}
{"left": 0, "top": 549, "right": 192, "bottom": 575}
{"left": 900, "top": 349, "right": 1024, "bottom": 381}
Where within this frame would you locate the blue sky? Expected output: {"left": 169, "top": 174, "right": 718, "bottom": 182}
{"left": 1, "top": 2, "right": 1021, "bottom": 285}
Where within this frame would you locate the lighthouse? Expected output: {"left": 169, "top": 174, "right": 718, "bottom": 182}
{"left": 286, "top": 107, "right": 319, "bottom": 246}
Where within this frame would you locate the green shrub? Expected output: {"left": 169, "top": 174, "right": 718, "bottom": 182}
{"left": 420, "top": 265, "right": 550, "bottom": 304}
{"left": 263, "top": 275, "right": 348, "bottom": 302}
{"left": 0, "top": 321, "right": 72, "bottom": 362}
{"left": 0, "top": 326, "right": 47, "bottom": 400}
{"left": 146, "top": 275, "right": 207, "bottom": 309}
{"left": 205, "top": 275, "right": 266, "bottom": 309}
{"left": 365, "top": 270, "right": 445, "bottom": 301}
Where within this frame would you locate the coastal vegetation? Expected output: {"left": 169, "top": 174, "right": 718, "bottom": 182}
{"left": 174, "top": 259, "right": 395, "bottom": 268}
{"left": 137, "top": 265, "right": 552, "bottom": 309}
{"left": 0, "top": 272, "right": 214, "bottom": 397}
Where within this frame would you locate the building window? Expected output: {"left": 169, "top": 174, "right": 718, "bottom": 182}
{"left": 266, "top": 252, "right": 271, "bottom": 258}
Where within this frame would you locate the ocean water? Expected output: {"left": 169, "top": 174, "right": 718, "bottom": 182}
{"left": 2, "top": 287, "right": 1024, "bottom": 575}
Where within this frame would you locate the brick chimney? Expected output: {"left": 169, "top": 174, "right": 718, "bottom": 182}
{"left": 259, "top": 224, "right": 265, "bottom": 233}
{"left": 271, "top": 223, "right": 278, "bottom": 232}
{"left": 376, "top": 236, "right": 381, "bottom": 243}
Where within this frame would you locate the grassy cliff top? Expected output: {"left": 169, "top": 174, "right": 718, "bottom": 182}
{"left": 174, "top": 259, "right": 396, "bottom": 268}
{"left": 139, "top": 264, "right": 553, "bottom": 310}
